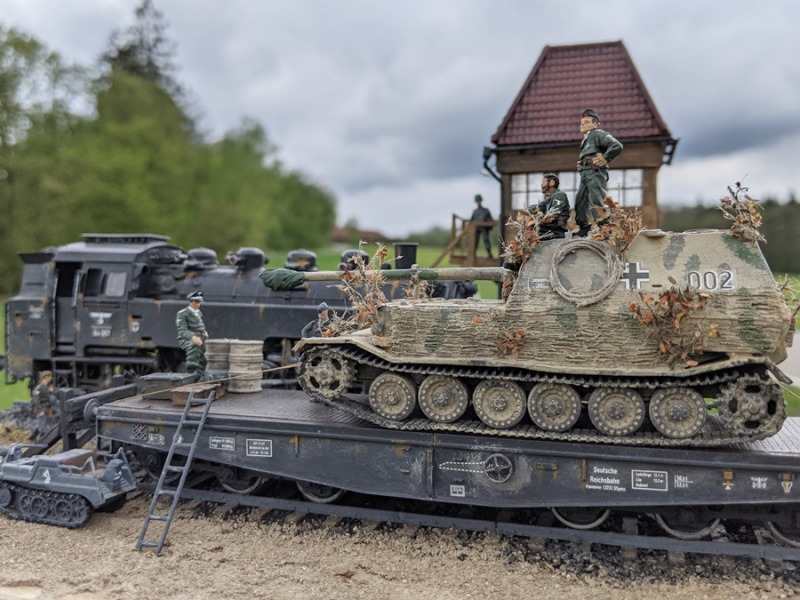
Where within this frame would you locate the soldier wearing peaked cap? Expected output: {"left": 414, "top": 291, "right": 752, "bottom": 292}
{"left": 575, "top": 108, "right": 623, "bottom": 234}
{"left": 176, "top": 290, "right": 209, "bottom": 375}
{"left": 301, "top": 302, "right": 332, "bottom": 338}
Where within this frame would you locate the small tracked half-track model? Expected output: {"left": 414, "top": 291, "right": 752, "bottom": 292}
{"left": 0, "top": 445, "right": 137, "bottom": 527}
{"left": 296, "top": 230, "right": 795, "bottom": 447}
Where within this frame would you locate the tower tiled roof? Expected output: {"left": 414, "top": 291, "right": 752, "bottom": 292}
{"left": 492, "top": 41, "right": 673, "bottom": 147}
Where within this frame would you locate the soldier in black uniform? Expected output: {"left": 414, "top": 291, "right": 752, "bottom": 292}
{"left": 302, "top": 302, "right": 331, "bottom": 338}
{"left": 176, "top": 290, "right": 209, "bottom": 375}
{"left": 470, "top": 194, "right": 494, "bottom": 257}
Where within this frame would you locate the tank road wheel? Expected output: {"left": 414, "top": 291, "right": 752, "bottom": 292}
{"left": 296, "top": 481, "right": 345, "bottom": 504}
{"left": 648, "top": 388, "right": 707, "bottom": 439}
{"left": 717, "top": 375, "right": 786, "bottom": 437}
{"left": 418, "top": 376, "right": 469, "bottom": 423}
{"left": 766, "top": 520, "right": 800, "bottom": 548}
{"left": 654, "top": 511, "right": 720, "bottom": 540}
{"left": 369, "top": 373, "right": 417, "bottom": 420}
{"left": 527, "top": 383, "right": 582, "bottom": 432}
{"left": 551, "top": 507, "right": 611, "bottom": 530}
{"left": 298, "top": 349, "right": 355, "bottom": 400}
{"left": 588, "top": 388, "right": 645, "bottom": 436}
{"left": 472, "top": 380, "right": 526, "bottom": 429}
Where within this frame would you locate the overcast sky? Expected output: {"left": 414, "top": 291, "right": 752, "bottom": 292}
{"left": 3, "top": 0, "right": 799, "bottom": 237}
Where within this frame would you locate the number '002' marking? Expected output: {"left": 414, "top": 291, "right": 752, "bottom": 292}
{"left": 687, "top": 270, "right": 735, "bottom": 291}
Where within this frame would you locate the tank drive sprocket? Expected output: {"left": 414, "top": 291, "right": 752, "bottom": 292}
{"left": 716, "top": 374, "right": 786, "bottom": 437}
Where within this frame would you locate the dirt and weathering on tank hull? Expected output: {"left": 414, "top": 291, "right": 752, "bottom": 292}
{"left": 296, "top": 229, "right": 795, "bottom": 447}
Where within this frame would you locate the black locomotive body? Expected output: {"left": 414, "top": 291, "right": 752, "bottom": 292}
{"left": 4, "top": 234, "right": 471, "bottom": 390}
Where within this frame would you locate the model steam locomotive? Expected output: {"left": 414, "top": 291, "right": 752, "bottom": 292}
{"left": 3, "top": 234, "right": 476, "bottom": 391}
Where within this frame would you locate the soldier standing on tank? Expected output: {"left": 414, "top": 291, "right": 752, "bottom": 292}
{"left": 470, "top": 194, "right": 494, "bottom": 258}
{"left": 176, "top": 290, "right": 209, "bottom": 376}
{"left": 529, "top": 173, "right": 570, "bottom": 239}
{"left": 575, "top": 109, "right": 623, "bottom": 235}
{"left": 302, "top": 302, "right": 332, "bottom": 338}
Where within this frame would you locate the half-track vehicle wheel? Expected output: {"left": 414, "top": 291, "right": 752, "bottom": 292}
{"left": 527, "top": 383, "right": 582, "bottom": 432}
{"left": 551, "top": 507, "right": 611, "bottom": 530}
{"left": 20, "top": 492, "right": 49, "bottom": 519}
{"left": 472, "top": 380, "right": 526, "bottom": 429}
{"left": 717, "top": 375, "right": 786, "bottom": 436}
{"left": 418, "top": 376, "right": 468, "bottom": 423}
{"left": 588, "top": 388, "right": 645, "bottom": 436}
{"left": 654, "top": 510, "right": 720, "bottom": 540}
{"left": 298, "top": 349, "right": 355, "bottom": 400}
{"left": 369, "top": 373, "right": 417, "bottom": 420}
{"left": 0, "top": 485, "right": 12, "bottom": 508}
{"left": 648, "top": 388, "right": 707, "bottom": 439}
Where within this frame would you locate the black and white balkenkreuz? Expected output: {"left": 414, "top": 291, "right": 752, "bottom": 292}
{"left": 620, "top": 262, "right": 650, "bottom": 290}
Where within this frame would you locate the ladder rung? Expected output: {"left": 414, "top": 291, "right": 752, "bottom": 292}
{"left": 165, "top": 465, "right": 186, "bottom": 473}
{"left": 173, "top": 442, "right": 193, "bottom": 450}
{"left": 147, "top": 514, "right": 170, "bottom": 522}
{"left": 138, "top": 541, "right": 160, "bottom": 548}
{"left": 157, "top": 489, "right": 177, "bottom": 497}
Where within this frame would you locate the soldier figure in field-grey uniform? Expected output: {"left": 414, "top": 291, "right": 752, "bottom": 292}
{"left": 176, "top": 290, "right": 209, "bottom": 375}
{"left": 575, "top": 108, "right": 623, "bottom": 235}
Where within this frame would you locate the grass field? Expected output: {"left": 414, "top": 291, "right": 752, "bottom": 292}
{"left": 0, "top": 248, "right": 797, "bottom": 416}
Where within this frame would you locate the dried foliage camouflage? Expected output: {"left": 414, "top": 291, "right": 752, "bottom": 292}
{"left": 719, "top": 182, "right": 765, "bottom": 243}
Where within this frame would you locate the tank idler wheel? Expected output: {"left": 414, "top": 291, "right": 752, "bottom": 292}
{"left": 527, "top": 383, "right": 582, "bottom": 432}
{"left": 298, "top": 349, "right": 355, "bottom": 400}
{"left": 654, "top": 511, "right": 720, "bottom": 540}
{"left": 588, "top": 388, "right": 645, "bottom": 436}
{"left": 472, "top": 380, "right": 526, "bottom": 429}
{"left": 418, "top": 376, "right": 469, "bottom": 423}
{"left": 766, "top": 520, "right": 800, "bottom": 548}
{"left": 369, "top": 373, "right": 417, "bottom": 421}
{"left": 551, "top": 507, "right": 611, "bottom": 530}
{"left": 296, "top": 481, "right": 345, "bottom": 504}
{"left": 717, "top": 375, "right": 786, "bottom": 436}
{"left": 648, "top": 387, "right": 707, "bottom": 439}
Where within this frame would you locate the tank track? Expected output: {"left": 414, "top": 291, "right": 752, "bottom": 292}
{"left": 306, "top": 346, "right": 784, "bottom": 448}
{"left": 0, "top": 483, "right": 92, "bottom": 528}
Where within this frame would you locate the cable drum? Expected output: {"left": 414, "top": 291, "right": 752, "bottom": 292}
{"left": 548, "top": 239, "right": 623, "bottom": 307}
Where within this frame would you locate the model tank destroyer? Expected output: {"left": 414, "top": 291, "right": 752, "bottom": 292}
{"left": 295, "top": 230, "right": 795, "bottom": 447}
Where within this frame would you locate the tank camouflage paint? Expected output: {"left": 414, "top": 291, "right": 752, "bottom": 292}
{"left": 296, "top": 231, "right": 795, "bottom": 446}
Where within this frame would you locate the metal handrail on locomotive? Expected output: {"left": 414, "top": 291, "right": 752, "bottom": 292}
{"left": 4, "top": 234, "right": 477, "bottom": 390}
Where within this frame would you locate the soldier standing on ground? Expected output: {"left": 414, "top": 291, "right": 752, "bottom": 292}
{"left": 529, "top": 173, "right": 570, "bottom": 238}
{"left": 575, "top": 109, "right": 623, "bottom": 235}
{"left": 176, "top": 290, "right": 209, "bottom": 375}
{"left": 470, "top": 194, "right": 494, "bottom": 258}
{"left": 302, "top": 302, "right": 332, "bottom": 338}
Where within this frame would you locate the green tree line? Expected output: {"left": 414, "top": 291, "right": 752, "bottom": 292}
{"left": 0, "top": 3, "right": 335, "bottom": 295}
{"left": 661, "top": 197, "right": 799, "bottom": 274}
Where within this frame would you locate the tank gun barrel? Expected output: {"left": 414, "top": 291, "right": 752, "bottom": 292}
{"left": 302, "top": 266, "right": 508, "bottom": 283}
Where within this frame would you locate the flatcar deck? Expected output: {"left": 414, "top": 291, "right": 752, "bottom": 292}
{"left": 97, "top": 388, "right": 800, "bottom": 511}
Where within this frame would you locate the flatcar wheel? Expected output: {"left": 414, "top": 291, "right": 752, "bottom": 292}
{"left": 136, "top": 449, "right": 182, "bottom": 484}
{"left": 588, "top": 388, "right": 645, "bottom": 436}
{"left": 298, "top": 349, "right": 355, "bottom": 400}
{"left": 369, "top": 373, "right": 417, "bottom": 420}
{"left": 648, "top": 388, "right": 707, "bottom": 439}
{"left": 473, "top": 380, "right": 526, "bottom": 429}
{"left": 717, "top": 375, "right": 786, "bottom": 436}
{"left": 766, "top": 521, "right": 800, "bottom": 548}
{"left": 219, "top": 475, "right": 268, "bottom": 495}
{"left": 654, "top": 512, "right": 720, "bottom": 540}
{"left": 296, "top": 481, "right": 345, "bottom": 504}
{"left": 527, "top": 383, "right": 582, "bottom": 432}
{"left": 418, "top": 376, "right": 468, "bottom": 423}
{"left": 551, "top": 507, "right": 611, "bottom": 530}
